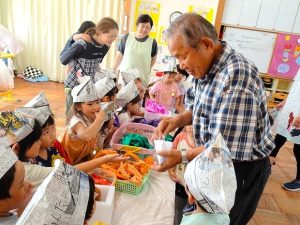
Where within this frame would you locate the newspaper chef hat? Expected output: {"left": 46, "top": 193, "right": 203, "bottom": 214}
{"left": 71, "top": 76, "right": 98, "bottom": 103}
{"left": 0, "top": 111, "right": 35, "bottom": 146}
{"left": 94, "top": 68, "right": 117, "bottom": 81}
{"left": 163, "top": 57, "right": 177, "bottom": 73}
{"left": 16, "top": 92, "right": 52, "bottom": 125}
{"left": 0, "top": 146, "right": 18, "bottom": 179}
{"left": 121, "top": 68, "right": 141, "bottom": 85}
{"left": 115, "top": 80, "right": 139, "bottom": 108}
{"left": 184, "top": 133, "right": 237, "bottom": 214}
{"left": 95, "top": 76, "right": 116, "bottom": 99}
{"left": 17, "top": 160, "right": 90, "bottom": 225}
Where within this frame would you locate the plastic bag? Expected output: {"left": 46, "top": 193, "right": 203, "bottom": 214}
{"left": 0, "top": 60, "right": 14, "bottom": 91}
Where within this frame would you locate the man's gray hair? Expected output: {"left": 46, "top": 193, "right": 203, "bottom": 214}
{"left": 165, "top": 13, "right": 218, "bottom": 48}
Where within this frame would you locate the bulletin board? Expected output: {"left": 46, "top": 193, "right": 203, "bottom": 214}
{"left": 268, "top": 33, "right": 300, "bottom": 79}
{"left": 223, "top": 27, "right": 277, "bottom": 73}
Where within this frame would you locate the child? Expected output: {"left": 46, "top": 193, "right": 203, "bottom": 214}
{"left": 120, "top": 68, "right": 146, "bottom": 112}
{"left": 0, "top": 146, "right": 32, "bottom": 225}
{"left": 17, "top": 160, "right": 97, "bottom": 225}
{"left": 115, "top": 80, "right": 142, "bottom": 126}
{"left": 181, "top": 134, "right": 237, "bottom": 225}
{"left": 168, "top": 125, "right": 195, "bottom": 225}
{"left": 60, "top": 17, "right": 119, "bottom": 122}
{"left": 149, "top": 58, "right": 181, "bottom": 113}
{"left": 95, "top": 76, "right": 118, "bottom": 149}
{"left": 61, "top": 76, "right": 107, "bottom": 164}
{"left": 174, "top": 65, "right": 189, "bottom": 113}
{"left": 60, "top": 21, "right": 96, "bottom": 122}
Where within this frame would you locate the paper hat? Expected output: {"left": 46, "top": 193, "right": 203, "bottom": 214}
{"left": 16, "top": 92, "right": 52, "bottom": 125}
{"left": 71, "top": 76, "right": 98, "bottom": 103}
{"left": 17, "top": 160, "right": 90, "bottom": 225}
{"left": 184, "top": 133, "right": 237, "bottom": 214}
{"left": 95, "top": 76, "right": 116, "bottom": 99}
{"left": 115, "top": 80, "right": 139, "bottom": 108}
{"left": 0, "top": 111, "right": 35, "bottom": 146}
{"left": 94, "top": 68, "right": 117, "bottom": 81}
{"left": 0, "top": 146, "right": 18, "bottom": 179}
{"left": 121, "top": 68, "right": 141, "bottom": 85}
{"left": 163, "top": 57, "right": 177, "bottom": 73}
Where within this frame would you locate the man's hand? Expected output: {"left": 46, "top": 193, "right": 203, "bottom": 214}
{"left": 152, "top": 150, "right": 182, "bottom": 172}
{"left": 153, "top": 117, "right": 180, "bottom": 140}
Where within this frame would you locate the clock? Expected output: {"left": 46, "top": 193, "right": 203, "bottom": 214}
{"left": 169, "top": 11, "right": 182, "bottom": 24}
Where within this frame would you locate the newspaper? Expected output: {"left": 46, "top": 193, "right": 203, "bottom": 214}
{"left": 17, "top": 160, "right": 90, "bottom": 225}
{"left": 184, "top": 133, "right": 237, "bottom": 214}
{"left": 0, "top": 145, "right": 18, "bottom": 179}
{"left": 0, "top": 111, "right": 34, "bottom": 145}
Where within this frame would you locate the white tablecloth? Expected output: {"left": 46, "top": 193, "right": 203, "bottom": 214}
{"left": 111, "top": 171, "right": 175, "bottom": 225}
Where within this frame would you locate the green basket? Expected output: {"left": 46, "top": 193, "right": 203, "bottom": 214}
{"left": 115, "top": 171, "right": 150, "bottom": 195}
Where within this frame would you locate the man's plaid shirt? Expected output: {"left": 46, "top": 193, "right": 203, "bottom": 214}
{"left": 185, "top": 41, "right": 275, "bottom": 161}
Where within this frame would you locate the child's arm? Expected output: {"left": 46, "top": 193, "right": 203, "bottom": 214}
{"left": 72, "top": 110, "right": 106, "bottom": 142}
{"left": 175, "top": 96, "right": 182, "bottom": 113}
{"left": 60, "top": 41, "right": 85, "bottom": 65}
{"left": 75, "top": 154, "right": 127, "bottom": 173}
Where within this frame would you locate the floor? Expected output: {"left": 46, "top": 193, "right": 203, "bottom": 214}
{"left": 1, "top": 78, "right": 300, "bottom": 225}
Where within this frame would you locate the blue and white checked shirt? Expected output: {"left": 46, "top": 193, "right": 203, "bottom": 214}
{"left": 185, "top": 41, "right": 275, "bottom": 161}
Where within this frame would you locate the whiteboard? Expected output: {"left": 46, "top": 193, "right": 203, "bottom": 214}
{"left": 223, "top": 27, "right": 277, "bottom": 73}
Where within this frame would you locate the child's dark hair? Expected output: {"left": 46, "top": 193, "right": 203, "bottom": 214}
{"left": 0, "top": 163, "right": 16, "bottom": 199}
{"left": 42, "top": 114, "right": 55, "bottom": 129}
{"left": 176, "top": 64, "right": 189, "bottom": 78}
{"left": 84, "top": 175, "right": 95, "bottom": 221}
{"left": 73, "top": 103, "right": 91, "bottom": 126}
{"left": 118, "top": 95, "right": 141, "bottom": 114}
{"left": 18, "top": 119, "right": 42, "bottom": 162}
{"left": 136, "top": 14, "right": 153, "bottom": 28}
{"left": 78, "top": 21, "right": 96, "bottom": 33}
{"left": 106, "top": 86, "right": 118, "bottom": 99}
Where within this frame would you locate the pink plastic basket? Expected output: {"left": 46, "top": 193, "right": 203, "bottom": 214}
{"left": 110, "top": 123, "right": 155, "bottom": 157}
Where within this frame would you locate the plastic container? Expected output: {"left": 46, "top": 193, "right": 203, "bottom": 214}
{"left": 115, "top": 171, "right": 151, "bottom": 195}
{"left": 91, "top": 168, "right": 116, "bottom": 186}
{"left": 88, "top": 185, "right": 115, "bottom": 225}
{"left": 110, "top": 123, "right": 155, "bottom": 158}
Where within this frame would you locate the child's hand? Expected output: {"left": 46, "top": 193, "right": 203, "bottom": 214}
{"left": 102, "top": 154, "right": 129, "bottom": 163}
{"left": 95, "top": 110, "right": 106, "bottom": 121}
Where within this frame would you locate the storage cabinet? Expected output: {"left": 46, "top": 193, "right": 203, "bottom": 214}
{"left": 260, "top": 74, "right": 293, "bottom": 108}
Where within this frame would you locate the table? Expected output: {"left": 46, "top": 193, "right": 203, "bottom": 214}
{"left": 111, "top": 171, "right": 175, "bottom": 225}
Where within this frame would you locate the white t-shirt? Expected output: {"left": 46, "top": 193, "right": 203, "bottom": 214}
{"left": 24, "top": 162, "right": 53, "bottom": 191}
{"left": 0, "top": 212, "right": 18, "bottom": 225}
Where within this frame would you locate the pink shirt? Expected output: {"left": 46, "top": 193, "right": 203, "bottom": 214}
{"left": 149, "top": 81, "right": 181, "bottom": 111}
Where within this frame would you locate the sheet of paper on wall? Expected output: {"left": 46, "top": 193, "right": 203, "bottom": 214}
{"left": 256, "top": 0, "right": 280, "bottom": 29}
{"left": 276, "top": 70, "right": 300, "bottom": 144}
{"left": 274, "top": 0, "right": 299, "bottom": 32}
{"left": 221, "top": 0, "right": 243, "bottom": 25}
{"left": 17, "top": 160, "right": 90, "bottom": 225}
{"left": 238, "top": 0, "right": 262, "bottom": 27}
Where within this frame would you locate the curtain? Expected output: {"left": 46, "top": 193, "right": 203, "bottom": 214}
{"left": 0, "top": 0, "right": 123, "bottom": 82}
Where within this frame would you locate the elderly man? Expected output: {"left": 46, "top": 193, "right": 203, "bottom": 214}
{"left": 153, "top": 13, "right": 274, "bottom": 225}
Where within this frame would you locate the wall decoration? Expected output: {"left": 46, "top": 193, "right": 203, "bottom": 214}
{"left": 268, "top": 33, "right": 300, "bottom": 79}
{"left": 188, "top": 5, "right": 214, "bottom": 23}
{"left": 134, "top": 0, "right": 160, "bottom": 39}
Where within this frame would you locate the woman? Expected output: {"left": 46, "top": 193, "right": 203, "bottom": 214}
{"left": 113, "top": 14, "right": 157, "bottom": 87}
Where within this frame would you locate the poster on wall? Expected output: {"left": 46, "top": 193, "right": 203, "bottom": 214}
{"left": 188, "top": 5, "right": 214, "bottom": 24}
{"left": 134, "top": 0, "right": 160, "bottom": 39}
{"left": 268, "top": 33, "right": 300, "bottom": 79}
{"left": 276, "top": 70, "right": 300, "bottom": 144}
